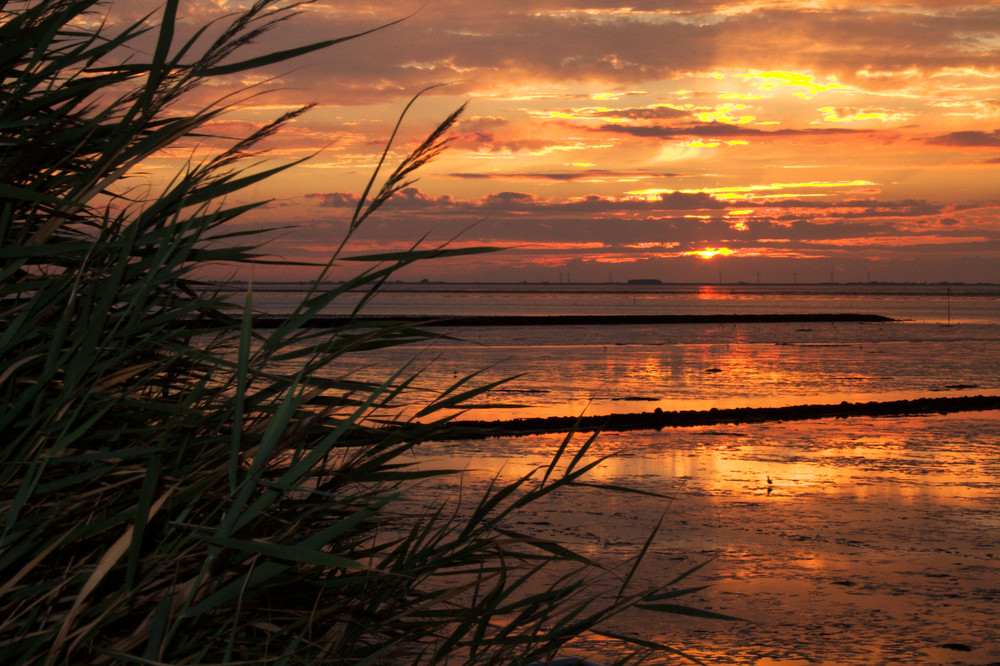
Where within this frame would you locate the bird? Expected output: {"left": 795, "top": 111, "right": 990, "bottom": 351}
{"left": 767, "top": 476, "right": 773, "bottom": 485}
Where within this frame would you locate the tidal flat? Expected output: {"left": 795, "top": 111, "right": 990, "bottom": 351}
{"left": 405, "top": 411, "right": 1000, "bottom": 665}
{"left": 265, "top": 284, "right": 999, "bottom": 662}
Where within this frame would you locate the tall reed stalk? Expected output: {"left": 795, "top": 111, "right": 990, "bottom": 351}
{"left": 0, "top": 2, "right": 732, "bottom": 663}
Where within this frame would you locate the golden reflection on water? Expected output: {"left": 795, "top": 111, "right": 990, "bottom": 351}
{"left": 694, "top": 285, "right": 730, "bottom": 300}
{"left": 423, "top": 417, "right": 996, "bottom": 503}
{"left": 424, "top": 328, "right": 995, "bottom": 423}
{"left": 298, "top": 316, "right": 999, "bottom": 428}
{"left": 405, "top": 413, "right": 1000, "bottom": 664}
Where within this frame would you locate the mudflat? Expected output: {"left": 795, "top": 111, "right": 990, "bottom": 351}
{"left": 406, "top": 411, "right": 1000, "bottom": 665}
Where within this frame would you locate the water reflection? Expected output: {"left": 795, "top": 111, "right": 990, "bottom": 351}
{"left": 331, "top": 322, "right": 994, "bottom": 423}
{"left": 406, "top": 413, "right": 999, "bottom": 664}
{"left": 695, "top": 285, "right": 729, "bottom": 300}
{"left": 286, "top": 316, "right": 999, "bottom": 425}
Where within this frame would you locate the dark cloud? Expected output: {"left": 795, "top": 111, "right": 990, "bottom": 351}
{"left": 925, "top": 130, "right": 1000, "bottom": 147}
{"left": 306, "top": 187, "right": 732, "bottom": 219}
{"left": 445, "top": 169, "right": 683, "bottom": 182}
{"left": 247, "top": 3, "right": 1000, "bottom": 106}
{"left": 308, "top": 188, "right": 457, "bottom": 210}
{"left": 470, "top": 190, "right": 727, "bottom": 213}
{"left": 656, "top": 191, "right": 726, "bottom": 210}
{"left": 593, "top": 121, "right": 866, "bottom": 140}
{"left": 577, "top": 106, "right": 691, "bottom": 120}
{"left": 307, "top": 189, "right": 964, "bottom": 227}
{"left": 307, "top": 193, "right": 987, "bottom": 260}
{"left": 388, "top": 187, "right": 457, "bottom": 209}
{"left": 450, "top": 133, "right": 587, "bottom": 153}
{"left": 121, "top": 2, "right": 1000, "bottom": 111}
{"left": 823, "top": 200, "right": 946, "bottom": 219}
{"left": 306, "top": 192, "right": 358, "bottom": 207}
{"left": 482, "top": 191, "right": 536, "bottom": 206}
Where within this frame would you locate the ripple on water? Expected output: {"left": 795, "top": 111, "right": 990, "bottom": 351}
{"left": 407, "top": 412, "right": 1000, "bottom": 664}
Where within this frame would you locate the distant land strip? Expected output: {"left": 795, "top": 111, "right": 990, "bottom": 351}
{"left": 248, "top": 313, "right": 895, "bottom": 328}
{"left": 437, "top": 395, "right": 1000, "bottom": 440}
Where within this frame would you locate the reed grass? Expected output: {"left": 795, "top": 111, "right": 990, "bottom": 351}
{"left": 0, "top": 2, "right": 732, "bottom": 663}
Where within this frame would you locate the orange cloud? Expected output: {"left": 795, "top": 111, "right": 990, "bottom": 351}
{"left": 802, "top": 235, "right": 993, "bottom": 248}
{"left": 122, "top": 0, "right": 1000, "bottom": 284}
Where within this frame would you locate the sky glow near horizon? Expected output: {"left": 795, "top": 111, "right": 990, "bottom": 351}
{"left": 129, "top": 0, "right": 1000, "bottom": 283}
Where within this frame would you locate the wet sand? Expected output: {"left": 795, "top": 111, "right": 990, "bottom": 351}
{"left": 408, "top": 412, "right": 1000, "bottom": 665}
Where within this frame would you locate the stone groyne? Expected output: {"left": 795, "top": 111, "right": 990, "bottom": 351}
{"left": 440, "top": 395, "right": 1000, "bottom": 440}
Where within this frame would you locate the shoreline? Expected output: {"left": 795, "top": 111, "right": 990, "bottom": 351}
{"left": 247, "top": 313, "right": 895, "bottom": 328}
{"left": 437, "top": 394, "right": 1000, "bottom": 440}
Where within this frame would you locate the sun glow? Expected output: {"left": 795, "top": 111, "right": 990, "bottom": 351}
{"left": 695, "top": 103, "right": 756, "bottom": 124}
{"left": 626, "top": 180, "right": 877, "bottom": 204}
{"left": 686, "top": 247, "right": 734, "bottom": 259}
{"left": 816, "top": 107, "right": 911, "bottom": 123}
{"left": 740, "top": 71, "right": 847, "bottom": 99}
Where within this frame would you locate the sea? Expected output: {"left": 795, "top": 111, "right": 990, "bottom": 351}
{"left": 242, "top": 282, "right": 1000, "bottom": 420}
{"left": 240, "top": 283, "right": 1000, "bottom": 664}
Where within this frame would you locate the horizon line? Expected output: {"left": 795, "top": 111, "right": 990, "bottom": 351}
{"left": 206, "top": 279, "right": 1000, "bottom": 287}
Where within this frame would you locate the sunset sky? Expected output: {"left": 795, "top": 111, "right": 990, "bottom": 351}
{"left": 133, "top": 1, "right": 1000, "bottom": 283}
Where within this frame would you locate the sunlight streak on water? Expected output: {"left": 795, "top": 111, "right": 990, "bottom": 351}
{"left": 290, "top": 319, "right": 1000, "bottom": 421}
{"left": 250, "top": 284, "right": 998, "bottom": 663}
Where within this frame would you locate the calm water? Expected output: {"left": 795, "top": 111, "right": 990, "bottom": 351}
{"left": 247, "top": 283, "right": 1000, "bottom": 420}
{"left": 408, "top": 415, "right": 1000, "bottom": 664}
{"left": 242, "top": 282, "right": 1000, "bottom": 325}
{"left": 252, "top": 284, "right": 999, "bottom": 664}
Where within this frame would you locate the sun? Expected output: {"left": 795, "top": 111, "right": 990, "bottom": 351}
{"left": 689, "top": 247, "right": 735, "bottom": 259}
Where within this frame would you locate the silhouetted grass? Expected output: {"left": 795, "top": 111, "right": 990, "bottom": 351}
{"left": 0, "top": 2, "right": 732, "bottom": 663}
